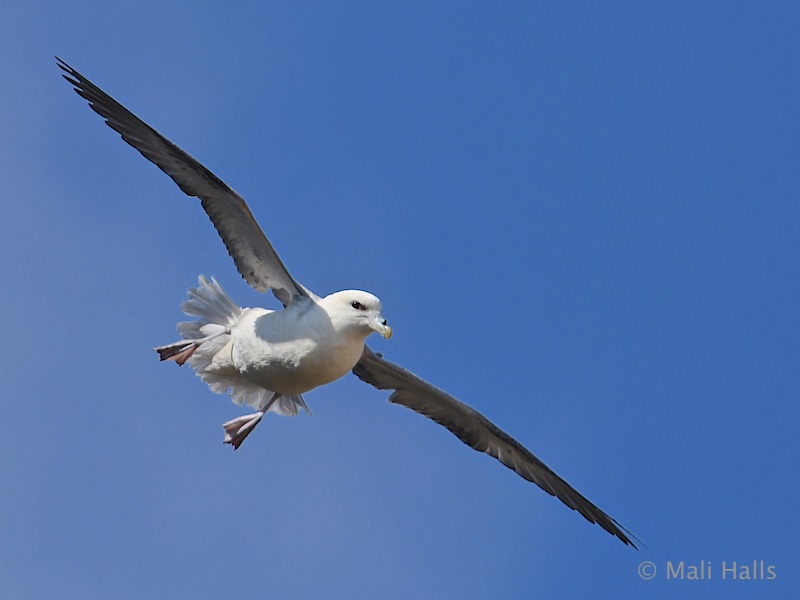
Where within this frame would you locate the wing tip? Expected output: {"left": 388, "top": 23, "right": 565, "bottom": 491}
{"left": 610, "top": 518, "right": 645, "bottom": 550}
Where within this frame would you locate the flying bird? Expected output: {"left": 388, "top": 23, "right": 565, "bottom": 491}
{"left": 58, "top": 58, "right": 637, "bottom": 548}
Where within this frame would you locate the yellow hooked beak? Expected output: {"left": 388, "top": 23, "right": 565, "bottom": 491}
{"left": 369, "top": 315, "right": 393, "bottom": 339}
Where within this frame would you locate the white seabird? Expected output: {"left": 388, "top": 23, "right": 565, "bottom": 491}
{"left": 58, "top": 58, "right": 638, "bottom": 548}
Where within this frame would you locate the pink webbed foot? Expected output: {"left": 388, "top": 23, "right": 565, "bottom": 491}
{"left": 154, "top": 340, "right": 200, "bottom": 365}
{"left": 155, "top": 328, "right": 230, "bottom": 366}
{"left": 222, "top": 412, "right": 265, "bottom": 449}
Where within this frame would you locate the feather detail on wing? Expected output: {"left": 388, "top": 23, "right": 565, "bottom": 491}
{"left": 352, "top": 345, "right": 637, "bottom": 548}
{"left": 57, "top": 58, "right": 306, "bottom": 307}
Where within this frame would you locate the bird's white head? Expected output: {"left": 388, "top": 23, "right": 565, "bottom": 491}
{"left": 323, "top": 290, "right": 392, "bottom": 340}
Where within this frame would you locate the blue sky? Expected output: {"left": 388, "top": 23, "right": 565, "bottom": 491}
{"left": 2, "top": 1, "right": 798, "bottom": 598}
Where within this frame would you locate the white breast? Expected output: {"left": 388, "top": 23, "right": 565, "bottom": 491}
{"left": 230, "top": 299, "right": 367, "bottom": 395}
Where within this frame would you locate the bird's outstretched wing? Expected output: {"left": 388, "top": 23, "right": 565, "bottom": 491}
{"left": 353, "top": 346, "right": 637, "bottom": 548}
{"left": 57, "top": 58, "right": 307, "bottom": 307}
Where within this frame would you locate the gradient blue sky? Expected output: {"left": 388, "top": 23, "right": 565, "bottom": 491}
{"left": 2, "top": 2, "right": 798, "bottom": 598}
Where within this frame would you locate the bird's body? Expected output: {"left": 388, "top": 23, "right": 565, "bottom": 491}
{"left": 59, "top": 57, "right": 638, "bottom": 547}
{"left": 183, "top": 281, "right": 389, "bottom": 404}
{"left": 158, "top": 277, "right": 391, "bottom": 444}
{"left": 234, "top": 290, "right": 389, "bottom": 394}
{"left": 232, "top": 303, "right": 358, "bottom": 396}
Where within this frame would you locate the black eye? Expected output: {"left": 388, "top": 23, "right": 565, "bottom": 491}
{"left": 351, "top": 301, "right": 364, "bottom": 310}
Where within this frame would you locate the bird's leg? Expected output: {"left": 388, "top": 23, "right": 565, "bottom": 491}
{"left": 154, "top": 328, "right": 230, "bottom": 366}
{"left": 222, "top": 393, "right": 281, "bottom": 449}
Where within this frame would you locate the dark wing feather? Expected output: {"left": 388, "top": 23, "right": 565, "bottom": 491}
{"left": 353, "top": 346, "right": 637, "bottom": 548}
{"left": 57, "top": 58, "right": 306, "bottom": 306}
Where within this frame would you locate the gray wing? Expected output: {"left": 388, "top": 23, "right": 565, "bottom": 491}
{"left": 353, "top": 346, "right": 637, "bottom": 548}
{"left": 57, "top": 58, "right": 306, "bottom": 306}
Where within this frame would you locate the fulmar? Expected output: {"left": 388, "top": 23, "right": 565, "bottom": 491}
{"left": 58, "top": 58, "right": 637, "bottom": 548}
